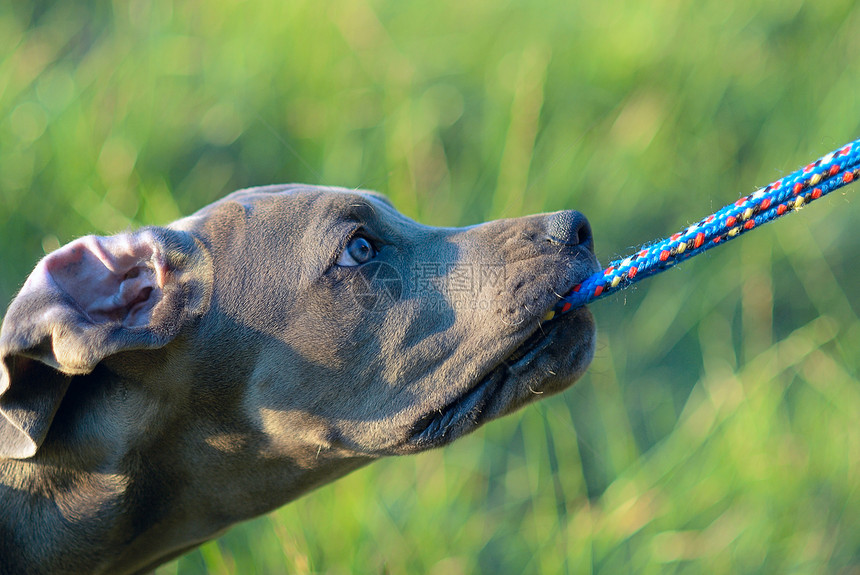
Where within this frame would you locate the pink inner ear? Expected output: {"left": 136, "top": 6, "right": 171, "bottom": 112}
{"left": 39, "top": 235, "right": 166, "bottom": 327}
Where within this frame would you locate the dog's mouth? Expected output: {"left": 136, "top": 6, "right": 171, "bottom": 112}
{"left": 405, "top": 310, "right": 577, "bottom": 449}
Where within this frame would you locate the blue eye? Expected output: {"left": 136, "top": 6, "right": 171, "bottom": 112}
{"left": 337, "top": 236, "right": 377, "bottom": 266}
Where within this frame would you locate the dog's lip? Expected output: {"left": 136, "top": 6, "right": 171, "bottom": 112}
{"left": 406, "top": 316, "right": 561, "bottom": 447}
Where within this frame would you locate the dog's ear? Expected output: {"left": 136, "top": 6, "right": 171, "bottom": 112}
{"left": 0, "top": 230, "right": 210, "bottom": 459}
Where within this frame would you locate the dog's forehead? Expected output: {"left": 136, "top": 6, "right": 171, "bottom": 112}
{"left": 174, "top": 184, "right": 404, "bottom": 237}
{"left": 227, "top": 184, "right": 395, "bottom": 217}
{"left": 248, "top": 186, "right": 414, "bottom": 235}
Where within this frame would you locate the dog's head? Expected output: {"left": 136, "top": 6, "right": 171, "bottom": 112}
{"left": 0, "top": 185, "right": 598, "bottom": 463}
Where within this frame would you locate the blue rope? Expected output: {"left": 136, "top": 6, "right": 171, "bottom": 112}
{"left": 551, "top": 138, "right": 860, "bottom": 316}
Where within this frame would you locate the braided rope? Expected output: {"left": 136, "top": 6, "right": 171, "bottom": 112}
{"left": 551, "top": 137, "right": 860, "bottom": 316}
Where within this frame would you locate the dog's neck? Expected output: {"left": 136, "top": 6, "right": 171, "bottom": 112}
{"left": 0, "top": 364, "right": 372, "bottom": 575}
{"left": 0, "top": 452, "right": 132, "bottom": 574}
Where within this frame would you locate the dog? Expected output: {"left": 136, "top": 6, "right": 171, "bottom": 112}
{"left": 0, "top": 184, "right": 599, "bottom": 574}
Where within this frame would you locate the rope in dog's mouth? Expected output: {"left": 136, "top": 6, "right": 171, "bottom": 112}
{"left": 543, "top": 137, "right": 860, "bottom": 320}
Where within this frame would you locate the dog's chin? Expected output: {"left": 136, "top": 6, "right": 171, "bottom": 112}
{"left": 397, "top": 306, "right": 596, "bottom": 453}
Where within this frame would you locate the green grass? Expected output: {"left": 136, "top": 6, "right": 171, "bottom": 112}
{"left": 2, "top": 0, "right": 860, "bottom": 573}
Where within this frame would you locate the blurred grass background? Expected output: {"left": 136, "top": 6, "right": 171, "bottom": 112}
{"left": 2, "top": 0, "right": 860, "bottom": 573}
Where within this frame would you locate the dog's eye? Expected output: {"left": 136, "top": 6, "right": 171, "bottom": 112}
{"left": 337, "top": 236, "right": 377, "bottom": 266}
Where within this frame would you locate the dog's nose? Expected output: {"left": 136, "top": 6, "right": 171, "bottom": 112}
{"left": 546, "top": 210, "right": 593, "bottom": 249}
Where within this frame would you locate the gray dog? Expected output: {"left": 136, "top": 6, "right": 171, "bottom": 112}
{"left": 0, "top": 185, "right": 598, "bottom": 574}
